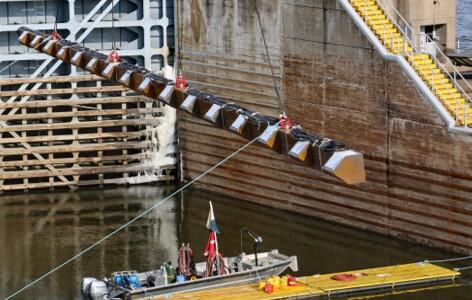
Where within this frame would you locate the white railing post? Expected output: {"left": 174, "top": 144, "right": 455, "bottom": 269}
{"left": 464, "top": 103, "right": 468, "bottom": 127}
{"left": 455, "top": 95, "right": 459, "bottom": 124}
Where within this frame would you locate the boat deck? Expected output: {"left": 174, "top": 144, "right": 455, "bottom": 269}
{"left": 146, "top": 263, "right": 460, "bottom": 300}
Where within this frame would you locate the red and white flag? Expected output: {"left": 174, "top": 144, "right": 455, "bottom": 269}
{"left": 203, "top": 231, "right": 217, "bottom": 257}
{"left": 203, "top": 201, "right": 219, "bottom": 257}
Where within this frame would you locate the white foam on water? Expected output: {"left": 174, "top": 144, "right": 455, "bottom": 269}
{"left": 126, "top": 66, "right": 177, "bottom": 184}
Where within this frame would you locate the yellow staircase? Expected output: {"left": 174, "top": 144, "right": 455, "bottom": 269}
{"left": 350, "top": 0, "right": 472, "bottom": 126}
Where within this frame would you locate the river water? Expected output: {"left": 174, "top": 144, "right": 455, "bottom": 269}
{"left": 457, "top": 0, "right": 472, "bottom": 38}
{"left": 0, "top": 186, "right": 470, "bottom": 299}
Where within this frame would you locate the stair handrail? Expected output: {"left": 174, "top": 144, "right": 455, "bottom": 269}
{"left": 419, "top": 32, "right": 470, "bottom": 126}
{"left": 361, "top": 0, "right": 415, "bottom": 57}
{"left": 374, "top": 0, "right": 472, "bottom": 126}
{"left": 360, "top": 0, "right": 399, "bottom": 57}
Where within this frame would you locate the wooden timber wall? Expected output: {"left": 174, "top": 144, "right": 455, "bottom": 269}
{"left": 177, "top": 0, "right": 472, "bottom": 253}
{"left": 0, "top": 75, "right": 175, "bottom": 192}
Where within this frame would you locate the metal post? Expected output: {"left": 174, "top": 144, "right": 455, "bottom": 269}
{"left": 464, "top": 102, "right": 468, "bottom": 127}
{"left": 253, "top": 242, "right": 259, "bottom": 267}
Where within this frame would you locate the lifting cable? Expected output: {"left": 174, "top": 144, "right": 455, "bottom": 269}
{"left": 54, "top": 0, "right": 60, "bottom": 36}
{"left": 4, "top": 132, "right": 263, "bottom": 300}
{"left": 111, "top": 0, "right": 117, "bottom": 51}
{"left": 254, "top": 0, "right": 283, "bottom": 113}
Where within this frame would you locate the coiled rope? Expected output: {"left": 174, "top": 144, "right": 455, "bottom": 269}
{"left": 5, "top": 134, "right": 262, "bottom": 300}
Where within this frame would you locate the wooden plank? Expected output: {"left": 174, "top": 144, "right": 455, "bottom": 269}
{"left": 0, "top": 175, "right": 174, "bottom": 191}
{"left": 0, "top": 181, "right": 73, "bottom": 191}
{"left": 76, "top": 175, "right": 175, "bottom": 186}
{"left": 0, "top": 141, "right": 151, "bottom": 156}
{"left": 0, "top": 163, "right": 156, "bottom": 180}
{"left": 0, "top": 85, "right": 130, "bottom": 97}
{"left": 0, "top": 131, "right": 147, "bottom": 144}
{"left": 0, "top": 153, "right": 144, "bottom": 168}
{"left": 0, "top": 75, "right": 103, "bottom": 85}
{"left": 0, "top": 119, "right": 157, "bottom": 132}
{"left": 0, "top": 108, "right": 163, "bottom": 121}
{"left": 0, "top": 96, "right": 150, "bottom": 109}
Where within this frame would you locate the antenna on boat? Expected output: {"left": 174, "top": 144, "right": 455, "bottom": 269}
{"left": 241, "top": 227, "right": 263, "bottom": 267}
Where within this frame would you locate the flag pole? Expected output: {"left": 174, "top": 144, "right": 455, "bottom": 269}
{"left": 210, "top": 201, "right": 219, "bottom": 256}
{"left": 209, "top": 201, "right": 220, "bottom": 275}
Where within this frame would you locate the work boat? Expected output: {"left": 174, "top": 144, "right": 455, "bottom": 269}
{"left": 82, "top": 249, "right": 298, "bottom": 299}
{"left": 81, "top": 202, "right": 298, "bottom": 299}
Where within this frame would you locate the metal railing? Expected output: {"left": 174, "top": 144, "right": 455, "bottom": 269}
{"left": 370, "top": 0, "right": 472, "bottom": 127}
{"left": 359, "top": 0, "right": 409, "bottom": 55}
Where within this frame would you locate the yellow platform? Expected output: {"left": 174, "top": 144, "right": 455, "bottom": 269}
{"left": 144, "top": 263, "right": 460, "bottom": 300}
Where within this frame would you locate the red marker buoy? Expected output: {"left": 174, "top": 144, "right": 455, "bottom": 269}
{"left": 50, "top": 31, "right": 62, "bottom": 41}
{"left": 279, "top": 112, "right": 292, "bottom": 130}
{"left": 175, "top": 73, "right": 188, "bottom": 90}
{"left": 107, "top": 49, "right": 121, "bottom": 63}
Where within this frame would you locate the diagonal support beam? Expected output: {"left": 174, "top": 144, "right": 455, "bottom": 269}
{"left": 2, "top": 131, "right": 76, "bottom": 190}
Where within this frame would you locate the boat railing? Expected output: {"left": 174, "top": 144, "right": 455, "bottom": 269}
{"left": 374, "top": 0, "right": 472, "bottom": 127}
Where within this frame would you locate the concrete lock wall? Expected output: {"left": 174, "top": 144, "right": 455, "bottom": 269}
{"left": 177, "top": 0, "right": 472, "bottom": 254}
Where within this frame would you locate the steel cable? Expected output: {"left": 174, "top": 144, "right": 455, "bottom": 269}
{"left": 0, "top": 60, "right": 19, "bottom": 75}
{"left": 111, "top": 0, "right": 117, "bottom": 51}
{"left": 255, "top": 0, "right": 282, "bottom": 113}
{"left": 422, "top": 255, "right": 472, "bottom": 264}
{"left": 454, "top": 265, "right": 472, "bottom": 272}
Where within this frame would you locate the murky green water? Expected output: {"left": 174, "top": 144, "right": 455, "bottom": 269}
{"left": 0, "top": 186, "right": 470, "bottom": 299}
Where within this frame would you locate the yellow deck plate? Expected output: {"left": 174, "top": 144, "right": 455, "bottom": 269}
{"left": 145, "top": 263, "right": 460, "bottom": 300}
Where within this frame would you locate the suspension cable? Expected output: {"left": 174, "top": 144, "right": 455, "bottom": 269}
{"left": 255, "top": 0, "right": 283, "bottom": 113}
{"left": 4, "top": 133, "right": 262, "bottom": 300}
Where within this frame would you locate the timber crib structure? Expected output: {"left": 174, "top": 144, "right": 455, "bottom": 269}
{"left": 17, "top": 27, "right": 366, "bottom": 186}
{"left": 0, "top": 75, "right": 175, "bottom": 192}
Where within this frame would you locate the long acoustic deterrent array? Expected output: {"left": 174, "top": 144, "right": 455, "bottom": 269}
{"left": 17, "top": 27, "right": 366, "bottom": 185}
